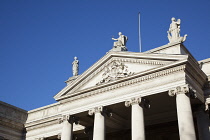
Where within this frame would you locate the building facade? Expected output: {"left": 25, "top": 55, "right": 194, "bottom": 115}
{"left": 1, "top": 19, "right": 210, "bottom": 140}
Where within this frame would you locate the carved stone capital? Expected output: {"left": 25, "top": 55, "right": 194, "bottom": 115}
{"left": 125, "top": 97, "right": 141, "bottom": 107}
{"left": 205, "top": 97, "right": 210, "bottom": 111}
{"left": 168, "top": 85, "right": 189, "bottom": 96}
{"left": 205, "top": 97, "right": 210, "bottom": 118}
{"left": 57, "top": 133, "right": 61, "bottom": 139}
{"left": 125, "top": 97, "right": 150, "bottom": 108}
{"left": 58, "top": 115, "right": 79, "bottom": 124}
{"left": 88, "top": 106, "right": 103, "bottom": 115}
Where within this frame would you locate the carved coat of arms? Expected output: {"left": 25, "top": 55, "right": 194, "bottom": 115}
{"left": 97, "top": 60, "right": 134, "bottom": 85}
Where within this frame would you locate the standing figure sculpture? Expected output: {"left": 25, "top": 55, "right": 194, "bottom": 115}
{"left": 72, "top": 56, "right": 79, "bottom": 76}
{"left": 167, "top": 17, "right": 187, "bottom": 43}
{"left": 112, "top": 32, "right": 128, "bottom": 51}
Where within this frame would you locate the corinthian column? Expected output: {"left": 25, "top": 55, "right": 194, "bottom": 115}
{"left": 89, "top": 106, "right": 105, "bottom": 140}
{"left": 125, "top": 97, "right": 149, "bottom": 140}
{"left": 59, "top": 115, "right": 78, "bottom": 140}
{"left": 169, "top": 85, "right": 196, "bottom": 140}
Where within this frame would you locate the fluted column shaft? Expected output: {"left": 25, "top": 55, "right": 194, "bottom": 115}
{"left": 169, "top": 85, "right": 196, "bottom": 140}
{"left": 89, "top": 106, "right": 105, "bottom": 140}
{"left": 125, "top": 97, "right": 148, "bottom": 140}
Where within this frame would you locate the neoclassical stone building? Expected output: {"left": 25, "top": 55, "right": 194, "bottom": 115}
{"left": 0, "top": 18, "right": 210, "bottom": 140}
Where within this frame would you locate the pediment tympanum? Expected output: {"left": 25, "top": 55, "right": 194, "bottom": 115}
{"left": 96, "top": 60, "right": 134, "bottom": 85}
{"left": 54, "top": 51, "right": 188, "bottom": 101}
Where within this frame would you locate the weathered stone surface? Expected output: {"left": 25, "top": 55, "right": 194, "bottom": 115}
{"left": 0, "top": 101, "right": 27, "bottom": 140}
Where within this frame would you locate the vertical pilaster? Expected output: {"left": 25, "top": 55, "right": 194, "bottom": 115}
{"left": 169, "top": 85, "right": 196, "bottom": 140}
{"left": 89, "top": 106, "right": 105, "bottom": 140}
{"left": 125, "top": 97, "right": 149, "bottom": 140}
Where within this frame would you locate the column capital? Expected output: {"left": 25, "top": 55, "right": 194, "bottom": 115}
{"left": 169, "top": 85, "right": 189, "bottom": 96}
{"left": 56, "top": 133, "right": 61, "bottom": 139}
{"left": 125, "top": 97, "right": 141, "bottom": 107}
{"left": 88, "top": 106, "right": 103, "bottom": 115}
{"left": 58, "top": 114, "right": 79, "bottom": 124}
{"left": 205, "top": 97, "right": 210, "bottom": 111}
{"left": 125, "top": 96, "right": 150, "bottom": 108}
{"left": 169, "top": 85, "right": 197, "bottom": 98}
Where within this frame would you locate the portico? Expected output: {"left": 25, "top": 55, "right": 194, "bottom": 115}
{"left": 16, "top": 17, "right": 210, "bottom": 140}
{"left": 23, "top": 41, "right": 210, "bottom": 140}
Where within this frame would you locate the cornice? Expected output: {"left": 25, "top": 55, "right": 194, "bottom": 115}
{"left": 58, "top": 60, "right": 187, "bottom": 102}
{"left": 145, "top": 42, "right": 181, "bottom": 53}
{"left": 0, "top": 101, "right": 27, "bottom": 113}
{"left": 185, "top": 56, "right": 207, "bottom": 87}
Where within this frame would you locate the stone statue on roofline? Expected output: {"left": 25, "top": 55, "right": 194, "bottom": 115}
{"left": 111, "top": 32, "right": 128, "bottom": 51}
{"left": 167, "top": 17, "right": 187, "bottom": 43}
{"left": 72, "top": 56, "right": 79, "bottom": 76}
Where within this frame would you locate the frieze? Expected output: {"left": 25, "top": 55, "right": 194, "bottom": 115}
{"left": 62, "top": 65, "right": 185, "bottom": 102}
{"left": 25, "top": 116, "right": 60, "bottom": 131}
{"left": 67, "top": 58, "right": 170, "bottom": 95}
{"left": 26, "top": 119, "right": 58, "bottom": 131}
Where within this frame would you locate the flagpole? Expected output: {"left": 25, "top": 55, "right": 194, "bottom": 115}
{"left": 138, "top": 12, "right": 142, "bottom": 52}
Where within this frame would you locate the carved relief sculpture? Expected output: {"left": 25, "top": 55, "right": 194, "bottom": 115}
{"left": 167, "top": 17, "right": 187, "bottom": 43}
{"left": 97, "top": 60, "right": 134, "bottom": 85}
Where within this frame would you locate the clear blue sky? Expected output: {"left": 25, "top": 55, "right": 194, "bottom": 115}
{"left": 0, "top": 0, "right": 210, "bottom": 111}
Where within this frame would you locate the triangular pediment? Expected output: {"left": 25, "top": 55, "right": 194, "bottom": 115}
{"left": 54, "top": 51, "right": 188, "bottom": 101}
